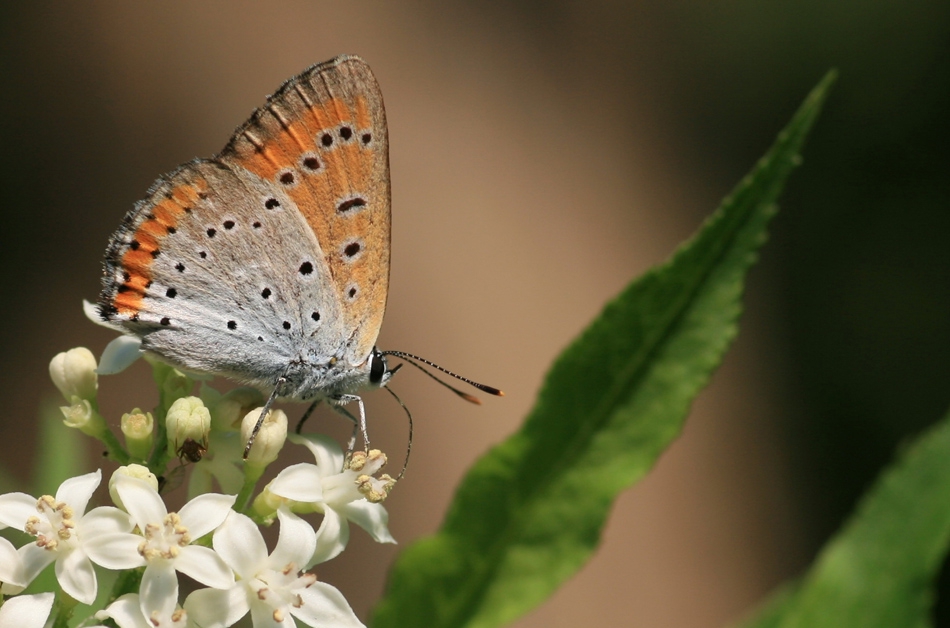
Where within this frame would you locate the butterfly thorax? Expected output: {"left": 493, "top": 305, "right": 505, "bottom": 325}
{"left": 278, "top": 355, "right": 375, "bottom": 401}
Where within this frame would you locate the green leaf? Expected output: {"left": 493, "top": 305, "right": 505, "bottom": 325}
{"left": 372, "top": 71, "right": 836, "bottom": 628}
{"left": 737, "top": 406, "right": 950, "bottom": 628}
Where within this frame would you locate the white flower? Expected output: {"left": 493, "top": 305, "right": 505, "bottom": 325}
{"left": 0, "top": 592, "right": 54, "bottom": 628}
{"left": 0, "top": 470, "right": 137, "bottom": 604}
{"left": 109, "top": 464, "right": 160, "bottom": 510}
{"left": 267, "top": 434, "right": 396, "bottom": 565}
{"left": 94, "top": 593, "right": 187, "bottom": 628}
{"left": 184, "top": 510, "right": 364, "bottom": 628}
{"left": 112, "top": 475, "right": 235, "bottom": 620}
{"left": 0, "top": 535, "right": 24, "bottom": 588}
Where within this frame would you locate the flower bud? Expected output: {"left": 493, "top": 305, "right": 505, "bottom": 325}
{"left": 146, "top": 357, "right": 195, "bottom": 408}
{"left": 109, "top": 464, "right": 159, "bottom": 510}
{"left": 212, "top": 387, "right": 265, "bottom": 431}
{"left": 241, "top": 408, "right": 287, "bottom": 468}
{"left": 49, "top": 347, "right": 98, "bottom": 403}
{"left": 121, "top": 408, "right": 154, "bottom": 461}
{"left": 166, "top": 397, "right": 211, "bottom": 457}
{"left": 60, "top": 399, "right": 92, "bottom": 427}
{"left": 162, "top": 370, "right": 193, "bottom": 402}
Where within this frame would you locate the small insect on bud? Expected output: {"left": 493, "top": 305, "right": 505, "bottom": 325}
{"left": 176, "top": 437, "right": 207, "bottom": 464}
{"left": 165, "top": 397, "right": 211, "bottom": 458}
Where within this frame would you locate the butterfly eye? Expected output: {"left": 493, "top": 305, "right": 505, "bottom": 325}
{"left": 369, "top": 348, "right": 387, "bottom": 385}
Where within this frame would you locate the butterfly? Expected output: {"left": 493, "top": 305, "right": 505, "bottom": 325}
{"left": 95, "top": 55, "right": 500, "bottom": 463}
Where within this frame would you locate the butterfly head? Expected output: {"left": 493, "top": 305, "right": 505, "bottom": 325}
{"left": 368, "top": 346, "right": 395, "bottom": 388}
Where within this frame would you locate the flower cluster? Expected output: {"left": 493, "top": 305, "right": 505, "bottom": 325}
{"left": 0, "top": 346, "right": 397, "bottom": 627}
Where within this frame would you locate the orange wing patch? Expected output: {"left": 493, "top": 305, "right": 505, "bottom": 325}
{"left": 111, "top": 180, "right": 207, "bottom": 317}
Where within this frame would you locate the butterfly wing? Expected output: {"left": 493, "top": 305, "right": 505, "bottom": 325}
{"left": 220, "top": 55, "right": 391, "bottom": 366}
{"left": 98, "top": 56, "right": 390, "bottom": 392}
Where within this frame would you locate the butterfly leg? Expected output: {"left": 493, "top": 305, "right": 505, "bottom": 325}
{"left": 330, "top": 393, "right": 370, "bottom": 452}
{"left": 329, "top": 403, "right": 361, "bottom": 466}
{"left": 295, "top": 399, "right": 322, "bottom": 434}
{"left": 243, "top": 376, "right": 287, "bottom": 459}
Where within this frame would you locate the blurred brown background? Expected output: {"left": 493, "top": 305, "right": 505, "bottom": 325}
{"left": 1, "top": 2, "right": 948, "bottom": 626}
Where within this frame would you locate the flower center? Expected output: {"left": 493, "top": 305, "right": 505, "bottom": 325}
{"left": 149, "top": 607, "right": 188, "bottom": 628}
{"left": 249, "top": 562, "right": 317, "bottom": 620}
{"left": 137, "top": 512, "right": 191, "bottom": 561}
{"left": 25, "top": 495, "right": 76, "bottom": 551}
{"left": 348, "top": 450, "right": 396, "bottom": 503}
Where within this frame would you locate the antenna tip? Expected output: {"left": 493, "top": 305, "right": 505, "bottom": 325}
{"left": 479, "top": 385, "right": 504, "bottom": 397}
{"left": 459, "top": 392, "right": 482, "bottom": 405}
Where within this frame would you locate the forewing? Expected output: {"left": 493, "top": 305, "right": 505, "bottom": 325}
{"left": 219, "top": 55, "right": 391, "bottom": 366}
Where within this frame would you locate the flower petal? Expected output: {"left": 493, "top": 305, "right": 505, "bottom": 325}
{"left": 114, "top": 476, "right": 167, "bottom": 527}
{"left": 55, "top": 548, "right": 98, "bottom": 604}
{"left": 176, "top": 545, "right": 234, "bottom": 589}
{"left": 83, "top": 532, "right": 145, "bottom": 570}
{"left": 291, "top": 581, "right": 365, "bottom": 628}
{"left": 79, "top": 506, "right": 134, "bottom": 537}
{"left": 140, "top": 563, "right": 178, "bottom": 623}
{"left": 0, "top": 592, "right": 55, "bottom": 628}
{"left": 0, "top": 493, "right": 38, "bottom": 530}
{"left": 270, "top": 509, "right": 316, "bottom": 570}
{"left": 96, "top": 593, "right": 151, "bottom": 628}
{"left": 309, "top": 508, "right": 349, "bottom": 567}
{"left": 270, "top": 463, "right": 324, "bottom": 502}
{"left": 97, "top": 334, "right": 143, "bottom": 375}
{"left": 0, "top": 582, "right": 25, "bottom": 597}
{"left": 250, "top": 599, "right": 295, "bottom": 628}
{"left": 55, "top": 470, "right": 101, "bottom": 515}
{"left": 213, "top": 512, "right": 266, "bottom": 577}
{"left": 340, "top": 501, "right": 396, "bottom": 544}
{"left": 0, "top": 537, "right": 22, "bottom": 586}
{"left": 17, "top": 543, "right": 56, "bottom": 588}
{"left": 288, "top": 433, "right": 344, "bottom": 472}
{"left": 184, "top": 585, "right": 249, "bottom": 628}
{"left": 178, "top": 493, "right": 235, "bottom": 539}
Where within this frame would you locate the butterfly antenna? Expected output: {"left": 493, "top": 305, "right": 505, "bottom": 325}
{"left": 393, "top": 357, "right": 481, "bottom": 404}
{"left": 381, "top": 350, "right": 504, "bottom": 400}
{"left": 383, "top": 385, "right": 413, "bottom": 480}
